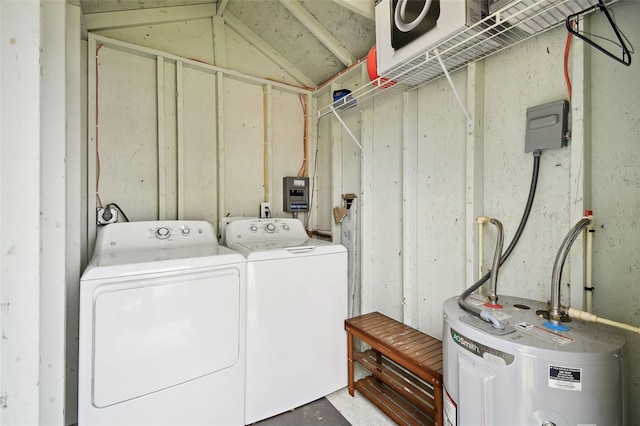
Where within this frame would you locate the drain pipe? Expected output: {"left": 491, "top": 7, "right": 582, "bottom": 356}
{"left": 547, "top": 216, "right": 592, "bottom": 329}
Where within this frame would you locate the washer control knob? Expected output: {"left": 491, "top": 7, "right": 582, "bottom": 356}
{"left": 282, "top": 224, "right": 289, "bottom": 231}
{"left": 155, "top": 227, "right": 171, "bottom": 239}
{"left": 181, "top": 226, "right": 191, "bottom": 235}
{"left": 249, "top": 225, "right": 258, "bottom": 232}
{"left": 265, "top": 223, "right": 276, "bottom": 233}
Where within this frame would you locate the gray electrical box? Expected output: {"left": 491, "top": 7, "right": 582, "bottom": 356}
{"left": 283, "top": 176, "right": 310, "bottom": 212}
{"left": 525, "top": 99, "right": 569, "bottom": 153}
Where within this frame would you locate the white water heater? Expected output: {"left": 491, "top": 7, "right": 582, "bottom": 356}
{"left": 443, "top": 295, "right": 626, "bottom": 426}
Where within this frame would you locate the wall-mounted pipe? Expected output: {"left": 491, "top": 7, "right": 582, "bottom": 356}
{"left": 585, "top": 211, "right": 594, "bottom": 312}
{"left": 568, "top": 307, "right": 640, "bottom": 334}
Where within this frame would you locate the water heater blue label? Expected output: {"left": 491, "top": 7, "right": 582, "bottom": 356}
{"left": 548, "top": 365, "right": 582, "bottom": 391}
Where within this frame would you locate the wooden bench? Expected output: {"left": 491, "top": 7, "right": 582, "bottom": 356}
{"left": 344, "top": 312, "right": 443, "bottom": 426}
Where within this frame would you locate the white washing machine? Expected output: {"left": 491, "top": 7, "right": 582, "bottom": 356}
{"left": 78, "top": 220, "right": 246, "bottom": 426}
{"left": 224, "top": 218, "right": 348, "bottom": 424}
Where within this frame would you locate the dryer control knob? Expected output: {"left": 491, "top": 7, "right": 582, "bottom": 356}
{"left": 282, "top": 224, "right": 289, "bottom": 231}
{"left": 181, "top": 226, "right": 191, "bottom": 235}
{"left": 265, "top": 223, "right": 276, "bottom": 233}
{"left": 155, "top": 227, "right": 171, "bottom": 239}
{"left": 249, "top": 225, "right": 258, "bottom": 232}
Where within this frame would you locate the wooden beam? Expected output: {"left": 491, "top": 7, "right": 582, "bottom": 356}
{"left": 332, "top": 0, "right": 374, "bottom": 20}
{"left": 279, "top": 0, "right": 357, "bottom": 67}
{"left": 84, "top": 4, "right": 216, "bottom": 31}
{"left": 223, "top": 10, "right": 316, "bottom": 87}
{"left": 217, "top": 0, "right": 229, "bottom": 16}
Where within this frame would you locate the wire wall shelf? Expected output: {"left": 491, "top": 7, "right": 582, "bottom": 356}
{"left": 318, "top": 0, "right": 607, "bottom": 118}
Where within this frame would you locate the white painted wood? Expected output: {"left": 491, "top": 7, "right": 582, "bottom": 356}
{"left": 568, "top": 17, "right": 591, "bottom": 311}
{"left": 0, "top": 3, "right": 42, "bottom": 422}
{"left": 157, "top": 56, "right": 167, "bottom": 219}
{"left": 360, "top": 107, "right": 375, "bottom": 316}
{"left": 465, "top": 62, "right": 485, "bottom": 293}
{"left": 95, "top": 45, "right": 159, "bottom": 221}
{"left": 217, "top": 0, "right": 229, "bottom": 16}
{"left": 587, "top": 4, "right": 640, "bottom": 423}
{"left": 482, "top": 27, "right": 570, "bottom": 304}
{"left": 279, "top": 0, "right": 356, "bottom": 67}
{"left": 181, "top": 66, "right": 217, "bottom": 223}
{"left": 271, "top": 89, "right": 306, "bottom": 217}
{"left": 263, "top": 84, "right": 273, "bottom": 203}
{"left": 65, "top": 4, "right": 83, "bottom": 424}
{"left": 415, "top": 70, "right": 468, "bottom": 338}
{"left": 88, "top": 36, "right": 98, "bottom": 256}
{"left": 90, "top": 34, "right": 310, "bottom": 95}
{"left": 212, "top": 15, "right": 227, "bottom": 69}
{"left": 332, "top": 0, "right": 374, "bottom": 20}
{"left": 216, "top": 73, "right": 226, "bottom": 226}
{"left": 177, "top": 61, "right": 185, "bottom": 220}
{"left": 402, "top": 91, "right": 418, "bottom": 328}
{"left": 370, "top": 96, "right": 404, "bottom": 321}
{"left": 330, "top": 83, "right": 343, "bottom": 242}
{"left": 223, "top": 11, "right": 316, "bottom": 88}
{"left": 97, "top": 18, "right": 215, "bottom": 66}
{"left": 40, "top": 2, "right": 68, "bottom": 422}
{"left": 84, "top": 4, "right": 216, "bottom": 31}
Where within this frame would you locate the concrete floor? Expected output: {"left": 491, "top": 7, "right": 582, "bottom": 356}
{"left": 326, "top": 365, "right": 396, "bottom": 426}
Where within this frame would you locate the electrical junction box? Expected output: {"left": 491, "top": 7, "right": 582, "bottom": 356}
{"left": 283, "top": 177, "right": 309, "bottom": 212}
{"left": 525, "top": 99, "right": 569, "bottom": 153}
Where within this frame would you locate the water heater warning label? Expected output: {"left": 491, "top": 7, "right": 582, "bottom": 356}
{"left": 549, "top": 365, "right": 582, "bottom": 391}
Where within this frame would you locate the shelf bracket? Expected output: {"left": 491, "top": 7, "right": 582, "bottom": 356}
{"left": 330, "top": 106, "right": 364, "bottom": 152}
{"left": 434, "top": 48, "right": 474, "bottom": 132}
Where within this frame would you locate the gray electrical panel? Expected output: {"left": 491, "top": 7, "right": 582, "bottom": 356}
{"left": 525, "top": 99, "right": 569, "bottom": 153}
{"left": 283, "top": 177, "right": 310, "bottom": 212}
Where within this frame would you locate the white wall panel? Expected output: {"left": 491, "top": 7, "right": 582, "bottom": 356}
{"left": 483, "top": 26, "right": 570, "bottom": 303}
{"left": 415, "top": 69, "right": 468, "bottom": 338}
{"left": 370, "top": 96, "right": 404, "bottom": 320}
{"left": 222, "top": 79, "right": 264, "bottom": 216}
{"left": 97, "top": 46, "right": 158, "bottom": 221}
{"left": 589, "top": 2, "right": 640, "bottom": 423}
{"left": 182, "top": 66, "right": 217, "bottom": 222}
{"left": 225, "top": 26, "right": 300, "bottom": 86}
{"left": 97, "top": 18, "right": 215, "bottom": 65}
{"left": 271, "top": 89, "right": 307, "bottom": 217}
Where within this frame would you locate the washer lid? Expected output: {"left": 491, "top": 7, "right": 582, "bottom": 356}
{"left": 81, "top": 244, "right": 245, "bottom": 281}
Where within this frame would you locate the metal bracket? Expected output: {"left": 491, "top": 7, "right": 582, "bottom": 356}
{"left": 433, "top": 48, "right": 474, "bottom": 132}
{"left": 329, "top": 106, "right": 364, "bottom": 152}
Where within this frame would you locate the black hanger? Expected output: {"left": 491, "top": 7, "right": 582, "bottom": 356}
{"left": 565, "top": 0, "right": 632, "bottom": 66}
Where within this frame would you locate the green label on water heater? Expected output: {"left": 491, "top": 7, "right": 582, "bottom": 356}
{"left": 450, "top": 328, "right": 515, "bottom": 366}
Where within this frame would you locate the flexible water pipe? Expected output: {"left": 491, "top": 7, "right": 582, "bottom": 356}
{"left": 548, "top": 217, "right": 593, "bottom": 325}
{"left": 476, "top": 216, "right": 490, "bottom": 294}
{"left": 458, "top": 152, "right": 541, "bottom": 319}
{"left": 568, "top": 308, "right": 640, "bottom": 334}
{"left": 458, "top": 218, "right": 505, "bottom": 329}
{"left": 488, "top": 218, "right": 504, "bottom": 303}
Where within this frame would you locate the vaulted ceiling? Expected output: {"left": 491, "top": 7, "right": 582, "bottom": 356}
{"left": 79, "top": 0, "right": 376, "bottom": 87}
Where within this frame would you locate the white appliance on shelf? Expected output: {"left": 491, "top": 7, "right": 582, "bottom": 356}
{"left": 78, "top": 220, "right": 246, "bottom": 426}
{"left": 224, "top": 218, "right": 348, "bottom": 424}
{"left": 375, "top": 0, "right": 488, "bottom": 75}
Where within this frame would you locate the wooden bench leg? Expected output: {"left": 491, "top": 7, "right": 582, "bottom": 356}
{"left": 433, "top": 382, "right": 443, "bottom": 426}
{"left": 347, "top": 331, "right": 355, "bottom": 396}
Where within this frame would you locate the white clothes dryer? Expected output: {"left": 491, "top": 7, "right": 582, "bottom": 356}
{"left": 224, "top": 218, "right": 348, "bottom": 424}
{"left": 78, "top": 220, "right": 246, "bottom": 426}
